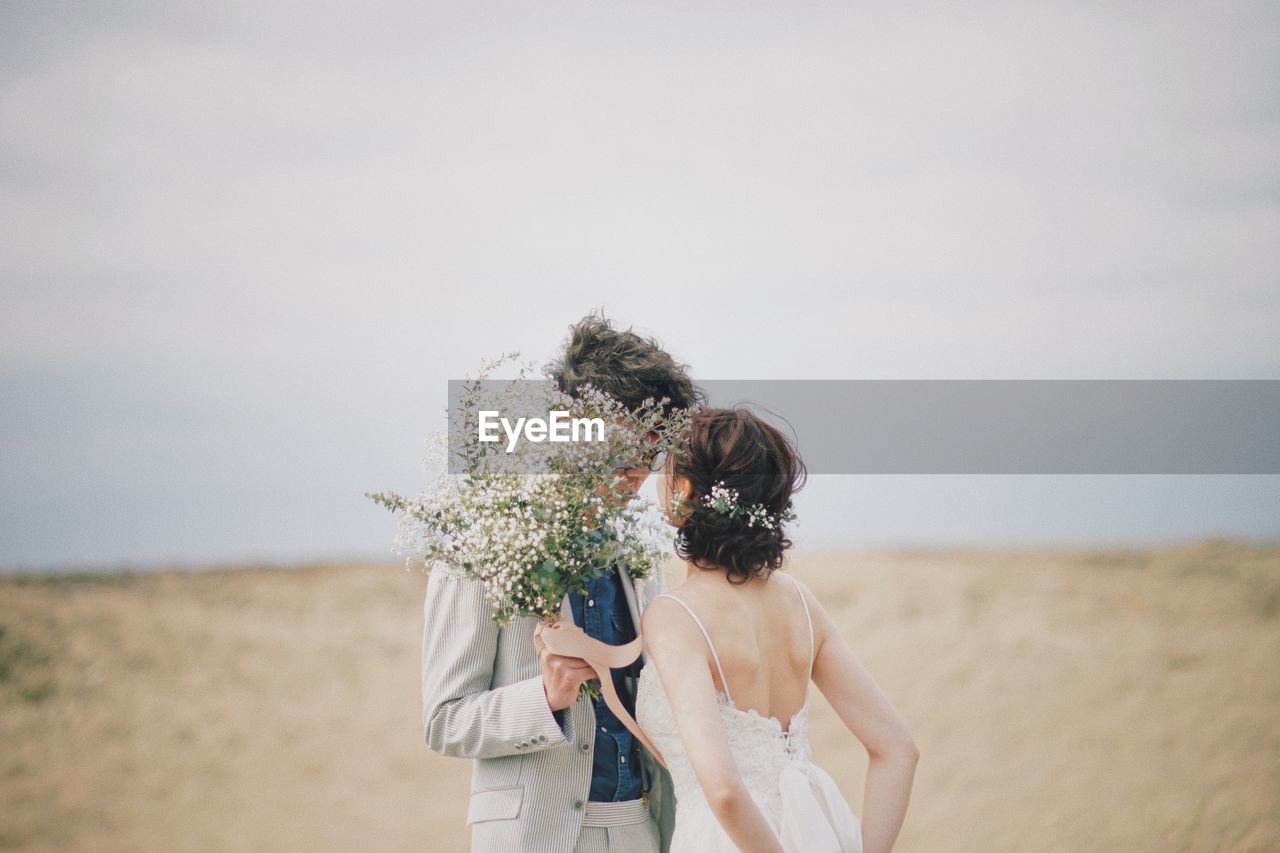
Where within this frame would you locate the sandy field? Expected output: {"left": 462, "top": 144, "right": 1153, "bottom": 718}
{"left": 1, "top": 540, "right": 1278, "bottom": 852}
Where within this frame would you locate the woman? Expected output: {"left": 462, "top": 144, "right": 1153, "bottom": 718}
{"left": 635, "top": 407, "right": 918, "bottom": 853}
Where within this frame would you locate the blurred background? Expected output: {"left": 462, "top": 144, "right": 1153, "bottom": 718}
{"left": 1, "top": 1, "right": 1277, "bottom": 850}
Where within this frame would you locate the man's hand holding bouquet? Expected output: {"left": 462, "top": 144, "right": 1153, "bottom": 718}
{"left": 367, "top": 355, "right": 691, "bottom": 765}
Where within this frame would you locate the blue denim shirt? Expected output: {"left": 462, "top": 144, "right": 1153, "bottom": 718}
{"left": 567, "top": 564, "right": 644, "bottom": 802}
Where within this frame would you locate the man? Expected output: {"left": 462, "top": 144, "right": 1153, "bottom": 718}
{"left": 421, "top": 313, "right": 701, "bottom": 852}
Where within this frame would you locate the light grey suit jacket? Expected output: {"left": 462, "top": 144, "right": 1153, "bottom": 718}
{"left": 421, "top": 561, "right": 677, "bottom": 852}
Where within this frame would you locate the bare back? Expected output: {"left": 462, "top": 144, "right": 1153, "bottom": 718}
{"left": 655, "top": 568, "right": 816, "bottom": 732}
{"left": 639, "top": 566, "right": 914, "bottom": 852}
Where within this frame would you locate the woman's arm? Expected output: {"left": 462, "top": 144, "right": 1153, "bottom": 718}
{"left": 642, "top": 598, "right": 786, "bottom": 853}
{"left": 800, "top": 579, "right": 918, "bottom": 853}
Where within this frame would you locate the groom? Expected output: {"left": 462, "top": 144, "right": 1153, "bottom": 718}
{"left": 421, "top": 313, "right": 701, "bottom": 852}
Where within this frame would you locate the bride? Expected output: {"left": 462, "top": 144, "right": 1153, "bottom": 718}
{"left": 634, "top": 407, "right": 919, "bottom": 853}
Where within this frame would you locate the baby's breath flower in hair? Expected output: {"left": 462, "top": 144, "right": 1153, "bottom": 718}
{"left": 701, "top": 480, "right": 797, "bottom": 531}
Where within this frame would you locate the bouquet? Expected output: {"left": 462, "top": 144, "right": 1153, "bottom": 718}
{"left": 367, "top": 355, "right": 690, "bottom": 709}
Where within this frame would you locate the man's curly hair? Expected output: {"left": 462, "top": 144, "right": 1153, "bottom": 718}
{"left": 546, "top": 312, "right": 703, "bottom": 414}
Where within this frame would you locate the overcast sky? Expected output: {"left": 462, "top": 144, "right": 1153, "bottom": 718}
{"left": 2, "top": 1, "right": 1277, "bottom": 569}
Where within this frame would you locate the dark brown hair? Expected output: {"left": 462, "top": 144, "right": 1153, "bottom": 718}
{"left": 671, "top": 406, "right": 806, "bottom": 584}
{"left": 545, "top": 312, "right": 703, "bottom": 414}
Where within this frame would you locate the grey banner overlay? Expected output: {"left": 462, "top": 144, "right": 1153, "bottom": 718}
{"left": 448, "top": 380, "right": 1280, "bottom": 474}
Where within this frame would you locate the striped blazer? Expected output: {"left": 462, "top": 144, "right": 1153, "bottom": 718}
{"left": 421, "top": 561, "right": 677, "bottom": 852}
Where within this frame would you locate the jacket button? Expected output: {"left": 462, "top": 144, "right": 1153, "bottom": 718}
{"left": 573, "top": 799, "right": 584, "bottom": 809}
{"left": 580, "top": 741, "right": 590, "bottom": 751}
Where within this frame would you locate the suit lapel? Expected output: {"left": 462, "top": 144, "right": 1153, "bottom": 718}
{"left": 616, "top": 563, "right": 646, "bottom": 666}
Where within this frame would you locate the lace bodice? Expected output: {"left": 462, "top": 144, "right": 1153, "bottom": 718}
{"left": 636, "top": 661, "right": 813, "bottom": 826}
{"left": 636, "top": 572, "right": 859, "bottom": 851}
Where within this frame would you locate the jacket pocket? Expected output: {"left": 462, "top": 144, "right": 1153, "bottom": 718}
{"left": 465, "top": 785, "right": 524, "bottom": 825}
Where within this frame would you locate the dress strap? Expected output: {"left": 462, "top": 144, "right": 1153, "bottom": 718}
{"left": 783, "top": 573, "right": 815, "bottom": 682}
{"left": 653, "top": 593, "right": 733, "bottom": 703}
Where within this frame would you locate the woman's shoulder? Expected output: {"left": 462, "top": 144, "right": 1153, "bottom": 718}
{"left": 649, "top": 567, "right": 822, "bottom": 620}
{"left": 641, "top": 593, "right": 718, "bottom": 666}
{"left": 770, "top": 569, "right": 835, "bottom": 645}
{"left": 770, "top": 567, "right": 820, "bottom": 600}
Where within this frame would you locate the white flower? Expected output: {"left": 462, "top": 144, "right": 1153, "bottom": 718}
{"left": 369, "top": 353, "right": 691, "bottom": 627}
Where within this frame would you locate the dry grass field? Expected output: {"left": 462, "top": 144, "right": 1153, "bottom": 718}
{"left": 2, "top": 540, "right": 1278, "bottom": 852}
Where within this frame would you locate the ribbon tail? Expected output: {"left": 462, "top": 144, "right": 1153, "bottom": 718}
{"left": 538, "top": 619, "right": 667, "bottom": 768}
{"left": 590, "top": 657, "right": 668, "bottom": 769}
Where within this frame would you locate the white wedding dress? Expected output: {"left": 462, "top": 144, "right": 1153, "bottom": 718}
{"left": 635, "top": 573, "right": 862, "bottom": 852}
